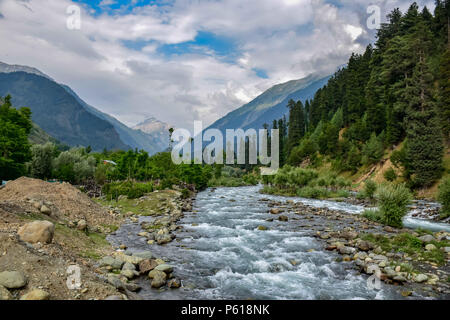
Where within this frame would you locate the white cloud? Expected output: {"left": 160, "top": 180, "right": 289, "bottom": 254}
{"left": 0, "top": 0, "right": 436, "bottom": 128}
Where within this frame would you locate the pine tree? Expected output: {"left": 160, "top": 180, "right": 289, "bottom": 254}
{"left": 404, "top": 23, "right": 444, "bottom": 187}
{"left": 438, "top": 45, "right": 450, "bottom": 140}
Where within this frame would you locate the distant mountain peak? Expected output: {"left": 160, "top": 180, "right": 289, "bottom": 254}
{"left": 0, "top": 61, "right": 52, "bottom": 81}
{"left": 133, "top": 117, "right": 171, "bottom": 135}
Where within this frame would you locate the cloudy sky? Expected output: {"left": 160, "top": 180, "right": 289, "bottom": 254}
{"left": 0, "top": 0, "right": 435, "bottom": 128}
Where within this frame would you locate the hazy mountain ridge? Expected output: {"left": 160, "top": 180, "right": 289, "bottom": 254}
{"left": 0, "top": 62, "right": 169, "bottom": 154}
{"left": 0, "top": 71, "right": 130, "bottom": 151}
{"left": 207, "top": 73, "right": 331, "bottom": 133}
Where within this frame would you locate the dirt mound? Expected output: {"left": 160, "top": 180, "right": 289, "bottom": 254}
{"left": 0, "top": 232, "right": 120, "bottom": 300}
{"left": 0, "top": 177, "right": 120, "bottom": 231}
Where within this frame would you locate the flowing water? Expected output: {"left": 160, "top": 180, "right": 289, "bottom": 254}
{"left": 108, "top": 186, "right": 448, "bottom": 300}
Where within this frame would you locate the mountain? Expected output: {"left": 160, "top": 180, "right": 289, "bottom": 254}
{"left": 207, "top": 73, "right": 331, "bottom": 133}
{"left": 133, "top": 117, "right": 171, "bottom": 151}
{"left": 0, "top": 62, "right": 169, "bottom": 154}
{"left": 0, "top": 61, "right": 52, "bottom": 80}
{"left": 0, "top": 72, "right": 130, "bottom": 151}
{"left": 61, "top": 86, "right": 169, "bottom": 155}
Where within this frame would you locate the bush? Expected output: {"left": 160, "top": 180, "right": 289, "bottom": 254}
{"left": 438, "top": 178, "right": 450, "bottom": 219}
{"left": 53, "top": 148, "right": 95, "bottom": 184}
{"left": 297, "top": 186, "right": 329, "bottom": 199}
{"left": 103, "top": 181, "right": 154, "bottom": 200}
{"left": 376, "top": 183, "right": 412, "bottom": 228}
{"left": 384, "top": 167, "right": 397, "bottom": 182}
{"left": 362, "top": 209, "right": 383, "bottom": 223}
{"left": 364, "top": 179, "right": 377, "bottom": 199}
{"left": 181, "top": 188, "right": 190, "bottom": 199}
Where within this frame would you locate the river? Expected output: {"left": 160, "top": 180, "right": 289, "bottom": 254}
{"left": 108, "top": 186, "right": 448, "bottom": 300}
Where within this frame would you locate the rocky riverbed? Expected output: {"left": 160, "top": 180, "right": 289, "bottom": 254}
{"left": 108, "top": 186, "right": 449, "bottom": 300}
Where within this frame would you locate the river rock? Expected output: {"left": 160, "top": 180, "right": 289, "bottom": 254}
{"left": 168, "top": 278, "right": 181, "bottom": 289}
{"left": 155, "top": 264, "right": 174, "bottom": 274}
{"left": 133, "top": 251, "right": 153, "bottom": 260}
{"left": 114, "top": 252, "right": 145, "bottom": 265}
{"left": 151, "top": 276, "right": 166, "bottom": 288}
{"left": 278, "top": 215, "right": 288, "bottom": 222}
{"left": 257, "top": 226, "right": 268, "bottom": 231}
{"left": 120, "top": 269, "right": 137, "bottom": 280}
{"left": 393, "top": 275, "right": 407, "bottom": 283}
{"left": 419, "top": 235, "right": 435, "bottom": 243}
{"left": 425, "top": 244, "right": 437, "bottom": 251}
{"left": 269, "top": 208, "right": 281, "bottom": 214}
{"left": 0, "top": 271, "right": 27, "bottom": 289}
{"left": 0, "top": 285, "right": 12, "bottom": 300}
{"left": 355, "top": 252, "right": 368, "bottom": 260}
{"left": 341, "top": 231, "right": 358, "bottom": 240}
{"left": 40, "top": 205, "right": 51, "bottom": 215}
{"left": 18, "top": 221, "right": 55, "bottom": 244}
{"left": 156, "top": 234, "right": 172, "bottom": 245}
{"left": 149, "top": 270, "right": 167, "bottom": 288}
{"left": 122, "top": 262, "right": 136, "bottom": 271}
{"left": 357, "top": 241, "right": 371, "bottom": 251}
{"left": 339, "top": 246, "right": 356, "bottom": 255}
{"left": 139, "top": 259, "right": 158, "bottom": 274}
{"left": 99, "top": 256, "right": 124, "bottom": 270}
{"left": 372, "top": 255, "right": 388, "bottom": 262}
{"left": 414, "top": 274, "right": 428, "bottom": 283}
{"left": 107, "top": 275, "right": 125, "bottom": 290}
{"left": 442, "top": 247, "right": 450, "bottom": 253}
{"left": 20, "top": 289, "right": 50, "bottom": 300}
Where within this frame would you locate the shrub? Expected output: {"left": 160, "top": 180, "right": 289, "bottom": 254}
{"left": 362, "top": 209, "right": 383, "bottom": 223}
{"left": 103, "top": 181, "right": 153, "bottom": 200}
{"left": 364, "top": 179, "right": 377, "bottom": 199}
{"left": 376, "top": 183, "right": 412, "bottom": 228}
{"left": 384, "top": 167, "right": 397, "bottom": 182}
{"left": 297, "top": 186, "right": 329, "bottom": 199}
{"left": 181, "top": 188, "right": 190, "bottom": 199}
{"left": 438, "top": 178, "right": 450, "bottom": 219}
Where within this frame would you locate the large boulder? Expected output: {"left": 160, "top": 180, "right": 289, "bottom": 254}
{"left": 18, "top": 221, "right": 54, "bottom": 244}
{"left": 0, "top": 271, "right": 27, "bottom": 289}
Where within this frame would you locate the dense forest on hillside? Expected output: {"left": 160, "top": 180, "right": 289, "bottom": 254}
{"left": 272, "top": 1, "right": 449, "bottom": 190}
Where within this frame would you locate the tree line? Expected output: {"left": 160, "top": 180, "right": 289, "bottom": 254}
{"left": 268, "top": 1, "right": 449, "bottom": 189}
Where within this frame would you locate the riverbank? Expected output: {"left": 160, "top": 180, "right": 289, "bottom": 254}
{"left": 0, "top": 177, "right": 195, "bottom": 300}
{"left": 262, "top": 197, "right": 450, "bottom": 299}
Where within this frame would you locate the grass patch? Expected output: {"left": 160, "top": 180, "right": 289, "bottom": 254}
{"left": 95, "top": 190, "right": 177, "bottom": 216}
{"left": 362, "top": 209, "right": 383, "bottom": 223}
{"left": 361, "top": 232, "right": 448, "bottom": 266}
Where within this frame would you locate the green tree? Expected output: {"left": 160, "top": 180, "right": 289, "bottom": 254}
{"left": 0, "top": 95, "right": 32, "bottom": 180}
{"left": 30, "top": 142, "right": 56, "bottom": 179}
{"left": 438, "top": 48, "right": 450, "bottom": 140}
{"left": 404, "top": 22, "right": 444, "bottom": 187}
